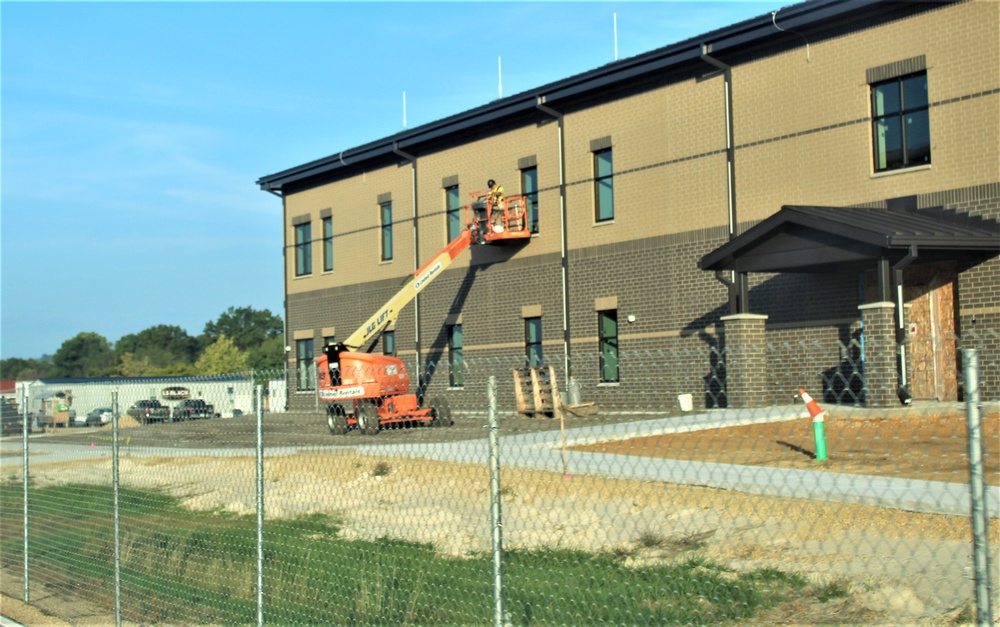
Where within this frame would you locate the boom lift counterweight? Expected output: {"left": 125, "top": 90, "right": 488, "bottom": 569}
{"left": 318, "top": 190, "right": 530, "bottom": 435}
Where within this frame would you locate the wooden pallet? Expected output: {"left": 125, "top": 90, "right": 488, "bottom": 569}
{"left": 513, "top": 366, "right": 562, "bottom": 419}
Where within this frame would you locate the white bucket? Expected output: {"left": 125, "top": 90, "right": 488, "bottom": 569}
{"left": 678, "top": 393, "right": 694, "bottom": 412}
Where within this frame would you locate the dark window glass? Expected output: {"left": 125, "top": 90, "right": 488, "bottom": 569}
{"left": 296, "top": 339, "right": 315, "bottom": 391}
{"left": 521, "top": 167, "right": 539, "bottom": 234}
{"left": 322, "top": 217, "right": 333, "bottom": 272}
{"left": 872, "top": 72, "right": 930, "bottom": 171}
{"left": 294, "top": 223, "right": 312, "bottom": 276}
{"left": 380, "top": 202, "right": 393, "bottom": 261}
{"left": 446, "top": 185, "right": 462, "bottom": 241}
{"left": 448, "top": 324, "right": 464, "bottom": 387}
{"left": 525, "top": 317, "right": 543, "bottom": 367}
{"left": 598, "top": 310, "right": 619, "bottom": 383}
{"left": 383, "top": 330, "right": 395, "bottom": 356}
{"left": 594, "top": 149, "right": 614, "bottom": 222}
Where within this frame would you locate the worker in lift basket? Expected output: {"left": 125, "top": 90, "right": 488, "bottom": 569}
{"left": 486, "top": 179, "right": 505, "bottom": 232}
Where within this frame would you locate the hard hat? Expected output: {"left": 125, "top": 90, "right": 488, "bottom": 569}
{"left": 487, "top": 179, "right": 496, "bottom": 187}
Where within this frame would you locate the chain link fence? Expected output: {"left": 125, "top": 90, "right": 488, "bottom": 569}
{"left": 1, "top": 339, "right": 997, "bottom": 625}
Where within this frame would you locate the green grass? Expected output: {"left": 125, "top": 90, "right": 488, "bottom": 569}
{"left": 1, "top": 482, "right": 824, "bottom": 625}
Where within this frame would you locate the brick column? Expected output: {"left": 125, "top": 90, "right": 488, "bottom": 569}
{"left": 720, "top": 313, "right": 769, "bottom": 408}
{"left": 859, "top": 302, "right": 898, "bottom": 407}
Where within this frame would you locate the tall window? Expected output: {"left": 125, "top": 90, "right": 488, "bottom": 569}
{"left": 322, "top": 217, "right": 334, "bottom": 272}
{"left": 446, "top": 185, "right": 462, "bottom": 241}
{"left": 872, "top": 72, "right": 930, "bottom": 172}
{"left": 448, "top": 324, "right": 464, "bottom": 387}
{"left": 521, "top": 166, "right": 539, "bottom": 234}
{"left": 382, "top": 330, "right": 396, "bottom": 357}
{"left": 594, "top": 148, "right": 614, "bottom": 222}
{"left": 296, "top": 339, "right": 315, "bottom": 391}
{"left": 598, "top": 310, "right": 619, "bottom": 383}
{"left": 525, "top": 317, "right": 543, "bottom": 367}
{"left": 294, "top": 222, "right": 312, "bottom": 276}
{"left": 380, "top": 202, "right": 393, "bottom": 261}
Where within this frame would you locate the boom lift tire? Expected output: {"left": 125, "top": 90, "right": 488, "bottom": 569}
{"left": 429, "top": 397, "right": 453, "bottom": 427}
{"left": 327, "top": 405, "right": 348, "bottom": 435}
{"left": 356, "top": 401, "right": 380, "bottom": 435}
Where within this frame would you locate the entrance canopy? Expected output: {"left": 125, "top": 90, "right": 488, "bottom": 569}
{"left": 699, "top": 205, "right": 1000, "bottom": 275}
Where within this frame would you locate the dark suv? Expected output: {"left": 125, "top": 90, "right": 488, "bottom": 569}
{"left": 172, "top": 399, "right": 219, "bottom": 421}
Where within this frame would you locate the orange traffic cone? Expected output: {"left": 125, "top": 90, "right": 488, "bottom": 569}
{"left": 798, "top": 387, "right": 825, "bottom": 421}
{"left": 798, "top": 387, "right": 827, "bottom": 461}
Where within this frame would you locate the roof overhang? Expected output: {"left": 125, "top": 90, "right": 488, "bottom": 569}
{"left": 698, "top": 206, "right": 1000, "bottom": 274}
{"left": 257, "top": 0, "right": 955, "bottom": 195}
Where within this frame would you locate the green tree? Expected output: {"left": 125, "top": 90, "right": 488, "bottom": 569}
{"left": 52, "top": 332, "right": 115, "bottom": 378}
{"left": 194, "top": 335, "right": 248, "bottom": 375}
{"left": 203, "top": 306, "right": 282, "bottom": 352}
{"left": 247, "top": 335, "right": 286, "bottom": 373}
{"left": 116, "top": 325, "right": 200, "bottom": 369}
{"left": 0, "top": 357, "right": 53, "bottom": 380}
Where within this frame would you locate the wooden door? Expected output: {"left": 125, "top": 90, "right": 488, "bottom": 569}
{"left": 903, "top": 265, "right": 958, "bottom": 401}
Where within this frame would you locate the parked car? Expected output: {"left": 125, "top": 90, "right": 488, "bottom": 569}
{"left": 86, "top": 407, "right": 114, "bottom": 427}
{"left": 69, "top": 409, "right": 82, "bottom": 427}
{"left": 127, "top": 400, "right": 171, "bottom": 424}
{"left": 172, "top": 399, "right": 219, "bottom": 421}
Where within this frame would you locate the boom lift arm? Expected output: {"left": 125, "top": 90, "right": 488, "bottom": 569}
{"left": 317, "top": 191, "right": 530, "bottom": 436}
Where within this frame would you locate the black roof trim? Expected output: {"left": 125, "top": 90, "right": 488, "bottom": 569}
{"left": 698, "top": 205, "right": 1000, "bottom": 273}
{"left": 258, "top": 0, "right": 937, "bottom": 193}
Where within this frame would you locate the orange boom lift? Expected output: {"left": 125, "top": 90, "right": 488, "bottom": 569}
{"left": 318, "top": 189, "right": 530, "bottom": 435}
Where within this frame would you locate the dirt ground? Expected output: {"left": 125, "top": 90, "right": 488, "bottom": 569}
{"left": 2, "top": 409, "right": 998, "bottom": 626}
{"left": 573, "top": 412, "right": 1000, "bottom": 485}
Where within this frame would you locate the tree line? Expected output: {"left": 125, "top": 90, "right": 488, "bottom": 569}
{"left": 1, "top": 306, "right": 284, "bottom": 380}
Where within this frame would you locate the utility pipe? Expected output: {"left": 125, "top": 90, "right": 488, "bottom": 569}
{"left": 393, "top": 142, "right": 422, "bottom": 391}
{"left": 701, "top": 44, "right": 741, "bottom": 313}
{"left": 536, "top": 96, "right": 572, "bottom": 386}
{"left": 893, "top": 245, "right": 918, "bottom": 390}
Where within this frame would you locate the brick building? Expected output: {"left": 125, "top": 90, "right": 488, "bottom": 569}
{"left": 258, "top": 0, "right": 999, "bottom": 412}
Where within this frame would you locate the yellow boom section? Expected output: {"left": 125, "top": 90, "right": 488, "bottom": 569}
{"left": 341, "top": 229, "right": 473, "bottom": 351}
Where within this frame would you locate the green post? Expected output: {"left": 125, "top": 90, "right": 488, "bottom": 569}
{"left": 813, "top": 415, "right": 827, "bottom": 461}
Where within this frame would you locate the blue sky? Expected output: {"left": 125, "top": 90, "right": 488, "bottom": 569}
{"left": 1, "top": 1, "right": 777, "bottom": 360}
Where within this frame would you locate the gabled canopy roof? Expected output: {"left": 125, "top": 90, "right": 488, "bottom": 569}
{"left": 698, "top": 206, "right": 1000, "bottom": 274}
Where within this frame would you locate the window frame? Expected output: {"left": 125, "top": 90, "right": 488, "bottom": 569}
{"left": 382, "top": 329, "right": 396, "bottom": 357}
{"left": 380, "top": 201, "right": 394, "bottom": 262}
{"left": 294, "top": 222, "right": 312, "bottom": 277}
{"left": 295, "top": 338, "right": 316, "bottom": 391}
{"left": 598, "top": 309, "right": 619, "bottom": 384}
{"left": 525, "top": 316, "right": 543, "bottom": 368}
{"left": 521, "top": 166, "right": 539, "bottom": 234}
{"left": 871, "top": 71, "right": 930, "bottom": 172}
{"left": 448, "top": 324, "right": 464, "bottom": 388}
{"left": 322, "top": 216, "right": 334, "bottom": 272}
{"left": 445, "top": 185, "right": 462, "bottom": 241}
{"left": 593, "top": 148, "right": 615, "bottom": 222}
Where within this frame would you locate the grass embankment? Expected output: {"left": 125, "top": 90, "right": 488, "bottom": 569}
{"left": 0, "top": 482, "right": 840, "bottom": 625}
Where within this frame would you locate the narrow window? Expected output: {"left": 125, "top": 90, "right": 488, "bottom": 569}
{"left": 322, "top": 217, "right": 334, "bottom": 272}
{"left": 525, "top": 316, "right": 543, "bottom": 367}
{"left": 594, "top": 148, "right": 614, "bottom": 222}
{"left": 598, "top": 309, "right": 619, "bottom": 383}
{"left": 521, "top": 166, "right": 539, "bottom": 234}
{"left": 296, "top": 339, "right": 315, "bottom": 391}
{"left": 382, "top": 330, "right": 396, "bottom": 357}
{"left": 872, "top": 72, "right": 930, "bottom": 172}
{"left": 445, "top": 185, "right": 462, "bottom": 241}
{"left": 380, "top": 202, "right": 393, "bottom": 261}
{"left": 294, "top": 222, "right": 312, "bottom": 276}
{"left": 448, "top": 324, "right": 464, "bottom": 387}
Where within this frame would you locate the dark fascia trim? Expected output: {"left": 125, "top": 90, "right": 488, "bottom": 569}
{"left": 257, "top": 0, "right": 941, "bottom": 194}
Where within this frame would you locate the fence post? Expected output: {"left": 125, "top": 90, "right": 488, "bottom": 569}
{"left": 487, "top": 375, "right": 506, "bottom": 627}
{"left": 255, "top": 384, "right": 265, "bottom": 627}
{"left": 962, "top": 348, "right": 994, "bottom": 626}
{"left": 112, "top": 391, "right": 122, "bottom": 627}
{"left": 22, "top": 384, "right": 29, "bottom": 603}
